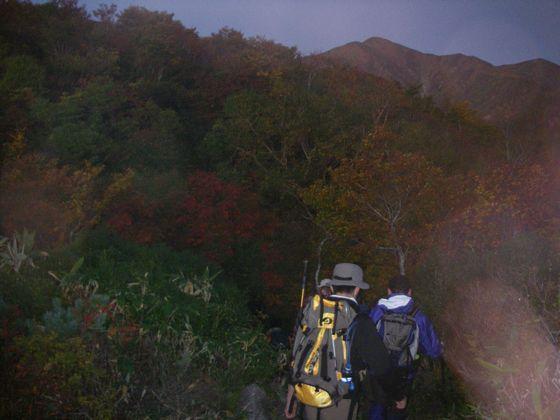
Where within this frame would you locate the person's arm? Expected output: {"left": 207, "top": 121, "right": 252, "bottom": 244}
{"left": 415, "top": 312, "right": 443, "bottom": 359}
{"left": 369, "top": 305, "right": 384, "bottom": 325}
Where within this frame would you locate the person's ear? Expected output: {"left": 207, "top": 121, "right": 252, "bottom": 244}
{"left": 353, "top": 287, "right": 360, "bottom": 298}
{"left": 387, "top": 288, "right": 392, "bottom": 295}
{"left": 407, "top": 288, "right": 412, "bottom": 296}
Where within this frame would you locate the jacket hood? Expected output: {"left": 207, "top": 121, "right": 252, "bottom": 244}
{"left": 377, "top": 293, "right": 414, "bottom": 313}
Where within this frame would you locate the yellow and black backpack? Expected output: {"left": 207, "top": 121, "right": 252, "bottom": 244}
{"left": 290, "top": 294, "right": 358, "bottom": 408}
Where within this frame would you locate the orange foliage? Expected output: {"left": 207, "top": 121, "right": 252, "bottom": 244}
{"left": 441, "top": 162, "right": 560, "bottom": 253}
{"left": 0, "top": 153, "right": 133, "bottom": 248}
{"left": 0, "top": 154, "right": 100, "bottom": 247}
{"left": 302, "top": 131, "right": 459, "bottom": 274}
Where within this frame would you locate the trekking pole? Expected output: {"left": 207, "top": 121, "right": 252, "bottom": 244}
{"left": 288, "top": 260, "right": 309, "bottom": 349}
{"left": 299, "top": 259, "right": 309, "bottom": 312}
{"left": 439, "top": 357, "right": 448, "bottom": 408}
{"left": 286, "top": 260, "right": 309, "bottom": 416}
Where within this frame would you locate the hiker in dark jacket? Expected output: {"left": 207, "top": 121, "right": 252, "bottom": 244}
{"left": 348, "top": 299, "right": 406, "bottom": 416}
{"left": 285, "top": 263, "right": 401, "bottom": 420}
{"left": 369, "top": 275, "right": 443, "bottom": 420}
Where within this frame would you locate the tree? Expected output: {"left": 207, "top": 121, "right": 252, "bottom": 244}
{"left": 115, "top": 6, "right": 201, "bottom": 84}
{"left": 303, "top": 130, "right": 458, "bottom": 275}
{"left": 0, "top": 152, "right": 132, "bottom": 248}
{"left": 441, "top": 162, "right": 559, "bottom": 254}
{"left": 31, "top": 78, "right": 183, "bottom": 170}
{"left": 106, "top": 171, "right": 275, "bottom": 262}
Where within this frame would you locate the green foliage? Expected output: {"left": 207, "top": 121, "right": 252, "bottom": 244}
{"left": 0, "top": 262, "right": 60, "bottom": 321}
{"left": 41, "top": 293, "right": 110, "bottom": 337}
{"left": 7, "top": 332, "right": 116, "bottom": 419}
{"left": 48, "top": 122, "right": 109, "bottom": 163}
{"left": 414, "top": 233, "right": 560, "bottom": 418}
{"left": 31, "top": 78, "right": 184, "bottom": 168}
{"left": 42, "top": 297, "right": 80, "bottom": 337}
{"left": 408, "top": 359, "right": 483, "bottom": 419}
{"left": 0, "top": 55, "right": 44, "bottom": 96}
{"left": 0, "top": 229, "right": 37, "bottom": 272}
{"left": 0, "top": 235, "right": 282, "bottom": 416}
{"left": 77, "top": 228, "right": 213, "bottom": 287}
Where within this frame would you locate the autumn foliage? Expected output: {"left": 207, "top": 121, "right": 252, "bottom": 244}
{"left": 107, "top": 171, "right": 275, "bottom": 262}
{"left": 441, "top": 162, "right": 560, "bottom": 253}
{"left": 1, "top": 1, "right": 559, "bottom": 417}
{"left": 0, "top": 153, "right": 131, "bottom": 248}
{"left": 303, "top": 131, "right": 459, "bottom": 276}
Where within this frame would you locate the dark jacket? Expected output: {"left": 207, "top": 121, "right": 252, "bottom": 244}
{"left": 349, "top": 305, "right": 405, "bottom": 403}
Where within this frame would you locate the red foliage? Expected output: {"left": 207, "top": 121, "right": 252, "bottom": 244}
{"left": 260, "top": 243, "right": 283, "bottom": 267}
{"left": 81, "top": 300, "right": 117, "bottom": 331}
{"left": 107, "top": 193, "right": 163, "bottom": 244}
{"left": 173, "top": 171, "right": 273, "bottom": 261}
{"left": 262, "top": 271, "right": 285, "bottom": 289}
{"left": 107, "top": 171, "right": 277, "bottom": 262}
{"left": 0, "top": 153, "right": 131, "bottom": 249}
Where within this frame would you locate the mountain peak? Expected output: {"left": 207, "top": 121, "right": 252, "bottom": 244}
{"left": 499, "top": 57, "right": 559, "bottom": 71}
{"left": 363, "top": 36, "right": 403, "bottom": 46}
{"left": 518, "top": 57, "right": 558, "bottom": 66}
{"left": 314, "top": 37, "right": 560, "bottom": 145}
{"left": 362, "top": 36, "right": 421, "bottom": 54}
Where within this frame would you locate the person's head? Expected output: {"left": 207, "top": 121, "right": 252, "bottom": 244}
{"left": 317, "top": 278, "right": 333, "bottom": 298}
{"left": 388, "top": 274, "right": 412, "bottom": 296}
{"left": 329, "top": 263, "right": 369, "bottom": 298}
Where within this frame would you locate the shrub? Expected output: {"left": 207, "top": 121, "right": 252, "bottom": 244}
{"left": 6, "top": 332, "right": 116, "bottom": 418}
{"left": 0, "top": 229, "right": 37, "bottom": 273}
{"left": 1, "top": 228, "right": 284, "bottom": 416}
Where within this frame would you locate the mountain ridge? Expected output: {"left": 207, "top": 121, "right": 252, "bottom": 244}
{"left": 312, "top": 37, "right": 560, "bottom": 151}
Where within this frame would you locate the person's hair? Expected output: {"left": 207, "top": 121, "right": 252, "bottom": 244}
{"left": 388, "top": 275, "right": 411, "bottom": 293}
{"left": 319, "top": 286, "right": 332, "bottom": 298}
{"left": 332, "top": 285, "right": 355, "bottom": 295}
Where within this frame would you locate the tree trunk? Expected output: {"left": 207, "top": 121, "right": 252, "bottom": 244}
{"left": 397, "top": 247, "right": 406, "bottom": 275}
{"left": 314, "top": 236, "right": 329, "bottom": 287}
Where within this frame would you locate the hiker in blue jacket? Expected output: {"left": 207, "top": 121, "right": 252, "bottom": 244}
{"left": 369, "top": 275, "right": 443, "bottom": 420}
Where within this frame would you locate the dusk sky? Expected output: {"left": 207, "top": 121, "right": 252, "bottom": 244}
{"left": 76, "top": 0, "right": 559, "bottom": 66}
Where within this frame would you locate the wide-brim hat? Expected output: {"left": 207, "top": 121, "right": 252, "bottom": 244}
{"left": 330, "top": 263, "right": 369, "bottom": 290}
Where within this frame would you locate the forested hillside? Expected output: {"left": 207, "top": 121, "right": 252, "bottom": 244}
{"left": 317, "top": 37, "right": 560, "bottom": 160}
{"left": 1, "top": 1, "right": 559, "bottom": 418}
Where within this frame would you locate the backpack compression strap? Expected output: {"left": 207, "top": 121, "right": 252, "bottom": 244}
{"left": 332, "top": 302, "right": 339, "bottom": 335}
{"left": 405, "top": 304, "right": 420, "bottom": 369}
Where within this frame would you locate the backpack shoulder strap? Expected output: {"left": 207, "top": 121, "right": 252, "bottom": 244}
{"left": 328, "top": 295, "right": 360, "bottom": 313}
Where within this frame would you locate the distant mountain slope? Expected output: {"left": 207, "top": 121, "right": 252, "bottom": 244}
{"left": 314, "top": 37, "right": 560, "bottom": 150}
